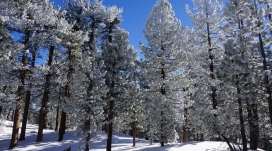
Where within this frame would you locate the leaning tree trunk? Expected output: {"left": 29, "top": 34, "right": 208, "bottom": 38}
{"left": 9, "top": 27, "right": 30, "bottom": 149}
{"left": 36, "top": 45, "right": 55, "bottom": 141}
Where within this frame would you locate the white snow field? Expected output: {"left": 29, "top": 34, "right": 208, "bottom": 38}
{"left": 0, "top": 121, "right": 264, "bottom": 151}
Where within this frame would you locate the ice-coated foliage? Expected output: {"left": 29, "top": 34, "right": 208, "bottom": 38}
{"left": 140, "top": 0, "right": 185, "bottom": 145}
{"left": 185, "top": 0, "right": 225, "bottom": 140}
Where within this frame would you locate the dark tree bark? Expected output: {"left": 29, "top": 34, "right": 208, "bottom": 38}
{"left": 43, "top": 111, "right": 48, "bottom": 129}
{"left": 132, "top": 121, "right": 136, "bottom": 147}
{"left": 58, "top": 46, "right": 74, "bottom": 141}
{"left": 36, "top": 45, "right": 55, "bottom": 142}
{"left": 183, "top": 105, "right": 188, "bottom": 143}
{"left": 258, "top": 33, "right": 272, "bottom": 124}
{"left": 19, "top": 90, "right": 30, "bottom": 141}
{"left": 106, "top": 100, "right": 114, "bottom": 151}
{"left": 236, "top": 79, "right": 247, "bottom": 151}
{"left": 20, "top": 43, "right": 37, "bottom": 141}
{"left": 84, "top": 118, "right": 91, "bottom": 151}
{"left": 247, "top": 102, "right": 259, "bottom": 150}
{"left": 106, "top": 21, "right": 116, "bottom": 151}
{"left": 159, "top": 48, "right": 166, "bottom": 147}
{"left": 58, "top": 111, "right": 66, "bottom": 141}
{"left": 9, "top": 26, "right": 30, "bottom": 149}
{"left": 55, "top": 104, "right": 60, "bottom": 132}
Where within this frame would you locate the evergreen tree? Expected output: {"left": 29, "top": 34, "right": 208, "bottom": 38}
{"left": 140, "top": 0, "right": 184, "bottom": 146}
{"left": 102, "top": 23, "right": 137, "bottom": 151}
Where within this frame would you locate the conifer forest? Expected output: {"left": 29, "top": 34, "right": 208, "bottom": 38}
{"left": 1, "top": 0, "right": 272, "bottom": 151}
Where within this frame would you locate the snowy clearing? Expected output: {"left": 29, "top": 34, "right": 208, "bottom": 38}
{"left": 0, "top": 121, "right": 264, "bottom": 151}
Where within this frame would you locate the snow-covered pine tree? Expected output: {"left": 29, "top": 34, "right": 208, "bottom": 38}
{"left": 140, "top": 0, "right": 184, "bottom": 147}
{"left": 101, "top": 15, "right": 137, "bottom": 150}
{"left": 185, "top": 0, "right": 225, "bottom": 141}
{"left": 218, "top": 0, "right": 257, "bottom": 150}
{"left": 63, "top": 0, "right": 109, "bottom": 150}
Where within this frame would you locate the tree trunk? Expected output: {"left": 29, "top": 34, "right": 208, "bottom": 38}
{"left": 132, "top": 121, "right": 136, "bottom": 147}
{"left": 55, "top": 105, "right": 60, "bottom": 131}
{"left": 106, "top": 21, "right": 115, "bottom": 151}
{"left": 247, "top": 102, "right": 259, "bottom": 150}
{"left": 183, "top": 88, "right": 188, "bottom": 143}
{"left": 9, "top": 27, "right": 29, "bottom": 149}
{"left": 43, "top": 111, "right": 48, "bottom": 129}
{"left": 258, "top": 33, "right": 272, "bottom": 125}
{"left": 106, "top": 100, "right": 114, "bottom": 151}
{"left": 8, "top": 104, "right": 21, "bottom": 149}
{"left": 19, "top": 90, "right": 30, "bottom": 141}
{"left": 85, "top": 119, "right": 91, "bottom": 151}
{"left": 160, "top": 66, "right": 166, "bottom": 147}
{"left": 237, "top": 82, "right": 247, "bottom": 151}
{"left": 36, "top": 45, "right": 55, "bottom": 141}
{"left": 58, "top": 45, "right": 74, "bottom": 141}
{"left": 20, "top": 42, "right": 37, "bottom": 141}
{"left": 58, "top": 111, "right": 66, "bottom": 141}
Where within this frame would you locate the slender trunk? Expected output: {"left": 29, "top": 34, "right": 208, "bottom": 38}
{"left": 106, "top": 100, "right": 113, "bottom": 151}
{"left": 20, "top": 43, "right": 37, "bottom": 141}
{"left": 85, "top": 119, "right": 91, "bottom": 151}
{"left": 58, "top": 111, "right": 66, "bottom": 141}
{"left": 160, "top": 50, "right": 166, "bottom": 147}
{"left": 258, "top": 33, "right": 272, "bottom": 124}
{"left": 237, "top": 80, "right": 247, "bottom": 151}
{"left": 84, "top": 75, "right": 93, "bottom": 151}
{"left": 19, "top": 90, "right": 30, "bottom": 141}
{"left": 55, "top": 104, "right": 60, "bottom": 131}
{"left": 37, "top": 45, "right": 55, "bottom": 141}
{"left": 246, "top": 102, "right": 259, "bottom": 150}
{"left": 183, "top": 88, "right": 188, "bottom": 143}
{"left": 132, "top": 121, "right": 136, "bottom": 147}
{"left": 106, "top": 21, "right": 115, "bottom": 151}
{"left": 9, "top": 26, "right": 30, "bottom": 149}
{"left": 58, "top": 45, "right": 73, "bottom": 141}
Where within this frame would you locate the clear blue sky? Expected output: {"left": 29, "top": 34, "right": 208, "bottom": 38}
{"left": 49, "top": 0, "right": 227, "bottom": 50}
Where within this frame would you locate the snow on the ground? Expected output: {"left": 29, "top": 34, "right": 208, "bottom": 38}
{"left": 0, "top": 120, "right": 265, "bottom": 151}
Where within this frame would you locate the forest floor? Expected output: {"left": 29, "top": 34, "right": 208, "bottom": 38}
{"left": 0, "top": 120, "right": 265, "bottom": 151}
